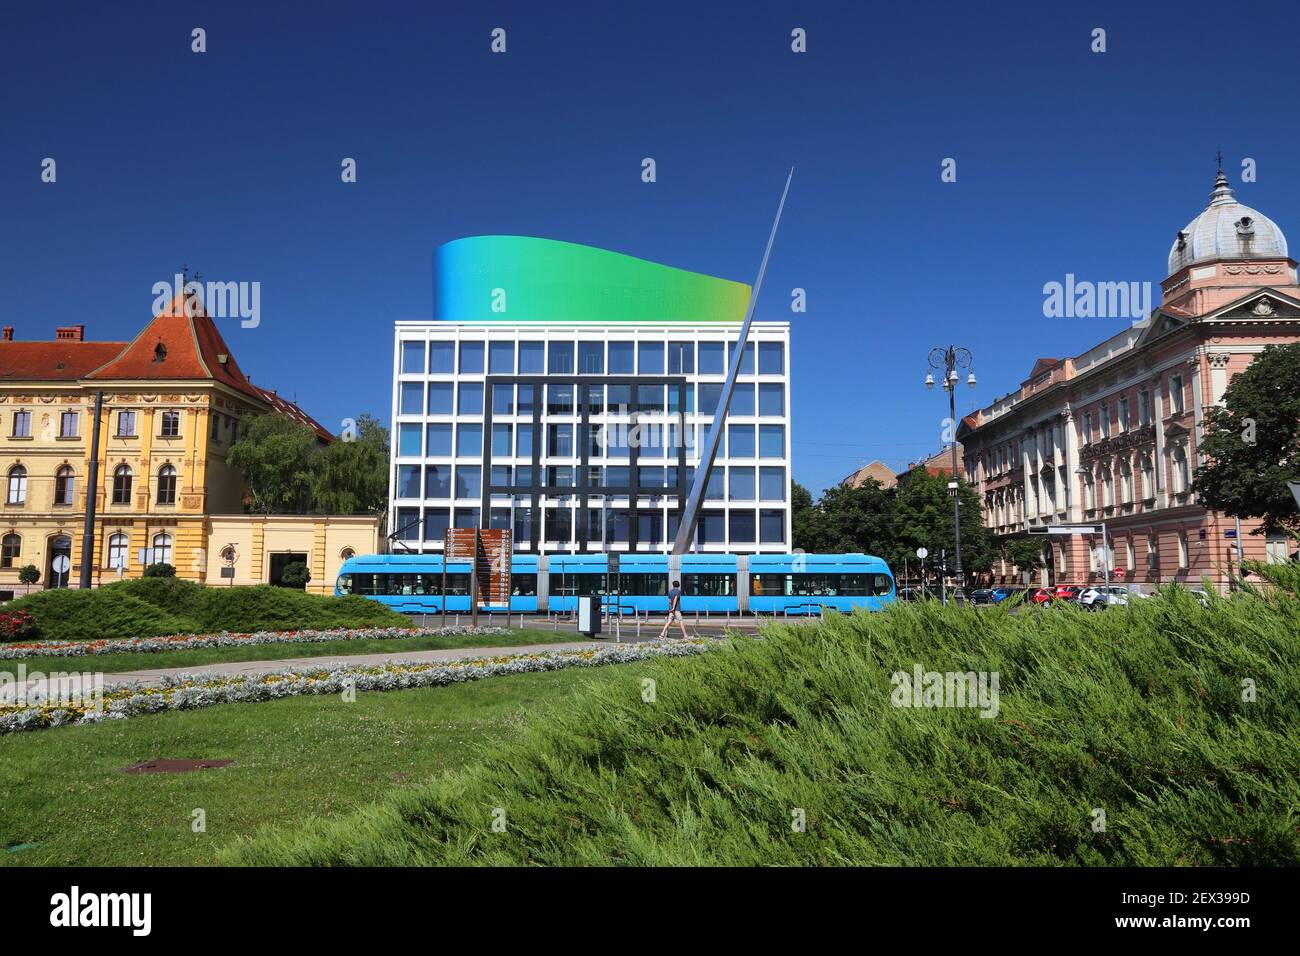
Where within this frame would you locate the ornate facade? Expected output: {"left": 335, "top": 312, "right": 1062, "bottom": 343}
{"left": 958, "top": 171, "right": 1300, "bottom": 590}
{"left": 0, "top": 294, "right": 373, "bottom": 593}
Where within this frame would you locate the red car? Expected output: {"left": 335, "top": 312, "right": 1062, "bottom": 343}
{"left": 1028, "top": 587, "right": 1056, "bottom": 605}
{"left": 1054, "top": 585, "right": 1083, "bottom": 602}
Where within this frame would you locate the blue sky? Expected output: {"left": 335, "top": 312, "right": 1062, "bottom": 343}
{"left": 4, "top": 0, "right": 1298, "bottom": 494}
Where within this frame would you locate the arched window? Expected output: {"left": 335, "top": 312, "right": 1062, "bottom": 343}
{"left": 1, "top": 533, "right": 20, "bottom": 568}
{"left": 151, "top": 532, "right": 172, "bottom": 566}
{"left": 112, "top": 465, "right": 133, "bottom": 505}
{"left": 340, "top": 547, "right": 356, "bottom": 561}
{"left": 1119, "top": 459, "right": 1133, "bottom": 504}
{"left": 107, "top": 532, "right": 129, "bottom": 571}
{"left": 1140, "top": 454, "right": 1154, "bottom": 500}
{"left": 1101, "top": 467, "right": 1114, "bottom": 508}
{"left": 157, "top": 465, "right": 177, "bottom": 505}
{"left": 54, "top": 466, "right": 75, "bottom": 506}
{"left": 6, "top": 466, "right": 27, "bottom": 505}
{"left": 1082, "top": 470, "right": 1096, "bottom": 511}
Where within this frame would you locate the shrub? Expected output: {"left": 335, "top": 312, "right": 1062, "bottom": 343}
{"left": 17, "top": 565, "right": 39, "bottom": 586}
{"left": 143, "top": 563, "right": 176, "bottom": 578}
{"left": 279, "top": 562, "right": 311, "bottom": 589}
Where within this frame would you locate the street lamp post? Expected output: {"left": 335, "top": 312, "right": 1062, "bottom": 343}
{"left": 925, "top": 347, "right": 976, "bottom": 601}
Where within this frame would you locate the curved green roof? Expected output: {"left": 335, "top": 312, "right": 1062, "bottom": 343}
{"left": 434, "top": 236, "right": 750, "bottom": 323}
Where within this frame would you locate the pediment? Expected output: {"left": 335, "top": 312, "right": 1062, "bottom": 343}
{"left": 1205, "top": 288, "right": 1300, "bottom": 322}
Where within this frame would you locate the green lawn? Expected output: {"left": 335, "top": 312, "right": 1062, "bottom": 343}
{"left": 0, "top": 661, "right": 636, "bottom": 866}
{"left": 0, "top": 627, "right": 583, "bottom": 679}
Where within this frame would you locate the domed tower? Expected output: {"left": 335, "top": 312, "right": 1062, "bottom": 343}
{"left": 1160, "top": 165, "right": 1298, "bottom": 316}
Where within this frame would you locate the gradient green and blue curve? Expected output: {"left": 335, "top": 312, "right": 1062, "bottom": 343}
{"left": 434, "top": 236, "right": 750, "bottom": 323}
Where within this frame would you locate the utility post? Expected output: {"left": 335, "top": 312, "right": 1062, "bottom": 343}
{"left": 79, "top": 390, "right": 104, "bottom": 589}
{"left": 925, "top": 347, "right": 976, "bottom": 598}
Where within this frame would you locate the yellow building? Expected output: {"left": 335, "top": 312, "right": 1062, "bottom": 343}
{"left": 0, "top": 296, "right": 377, "bottom": 594}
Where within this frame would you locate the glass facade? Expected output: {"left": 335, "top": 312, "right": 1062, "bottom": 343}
{"left": 392, "top": 324, "right": 790, "bottom": 552}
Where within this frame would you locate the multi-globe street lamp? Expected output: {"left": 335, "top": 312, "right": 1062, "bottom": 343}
{"left": 925, "top": 346, "right": 976, "bottom": 599}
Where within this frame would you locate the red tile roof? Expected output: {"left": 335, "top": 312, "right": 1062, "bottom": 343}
{"left": 0, "top": 341, "right": 127, "bottom": 381}
{"left": 1, "top": 293, "right": 332, "bottom": 440}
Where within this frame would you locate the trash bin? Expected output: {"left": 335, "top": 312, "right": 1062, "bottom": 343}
{"left": 577, "top": 595, "right": 601, "bottom": 637}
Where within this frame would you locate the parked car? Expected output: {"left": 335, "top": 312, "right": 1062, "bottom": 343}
{"left": 1028, "top": 587, "right": 1057, "bottom": 605}
{"left": 990, "top": 587, "right": 1016, "bottom": 603}
{"left": 1053, "top": 585, "right": 1083, "bottom": 602}
{"left": 1188, "top": 588, "right": 1212, "bottom": 608}
{"left": 969, "top": 588, "right": 996, "bottom": 605}
{"left": 1077, "top": 585, "right": 1133, "bottom": 608}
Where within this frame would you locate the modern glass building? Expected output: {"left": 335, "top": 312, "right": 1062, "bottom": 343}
{"left": 390, "top": 236, "right": 791, "bottom": 554}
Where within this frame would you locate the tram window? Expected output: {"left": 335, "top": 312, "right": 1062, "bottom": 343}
{"left": 337, "top": 574, "right": 354, "bottom": 594}
{"left": 682, "top": 573, "right": 734, "bottom": 597}
{"left": 750, "top": 572, "right": 892, "bottom": 597}
{"left": 511, "top": 573, "right": 538, "bottom": 597}
{"left": 613, "top": 573, "right": 668, "bottom": 596}
{"left": 549, "top": 573, "right": 606, "bottom": 598}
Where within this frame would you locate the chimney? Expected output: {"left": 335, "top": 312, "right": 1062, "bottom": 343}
{"left": 1, "top": 327, "right": 12, "bottom": 342}
{"left": 55, "top": 325, "right": 85, "bottom": 342}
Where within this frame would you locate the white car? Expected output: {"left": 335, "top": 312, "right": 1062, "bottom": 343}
{"left": 1077, "top": 585, "right": 1139, "bottom": 608}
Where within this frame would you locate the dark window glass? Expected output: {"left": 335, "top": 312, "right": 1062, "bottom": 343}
{"left": 427, "top": 382, "right": 453, "bottom": 414}
{"left": 455, "top": 465, "right": 481, "bottom": 499}
{"left": 606, "top": 384, "right": 631, "bottom": 412}
{"left": 428, "top": 341, "right": 455, "bottom": 373}
{"left": 511, "top": 573, "right": 538, "bottom": 596}
{"left": 458, "top": 383, "right": 483, "bottom": 415}
{"left": 727, "top": 340, "right": 756, "bottom": 374}
{"left": 759, "top": 425, "right": 785, "bottom": 458}
{"left": 399, "top": 382, "right": 423, "bottom": 415}
{"left": 547, "top": 424, "right": 573, "bottom": 457}
{"left": 668, "top": 341, "right": 694, "bottom": 374}
{"left": 698, "top": 341, "right": 724, "bottom": 374}
{"left": 518, "top": 383, "right": 537, "bottom": 415}
{"left": 731, "top": 384, "right": 755, "bottom": 416}
{"left": 545, "top": 507, "right": 572, "bottom": 543}
{"left": 758, "top": 383, "right": 784, "bottom": 416}
{"left": 759, "top": 509, "right": 785, "bottom": 543}
{"left": 425, "top": 423, "right": 452, "bottom": 456}
{"left": 492, "top": 423, "right": 512, "bottom": 456}
{"left": 459, "top": 341, "right": 484, "bottom": 373}
{"left": 395, "top": 507, "right": 420, "bottom": 540}
{"left": 425, "top": 464, "right": 452, "bottom": 497}
{"left": 111, "top": 466, "right": 131, "bottom": 505}
{"left": 705, "top": 468, "right": 725, "bottom": 500}
{"left": 456, "top": 424, "right": 482, "bottom": 457}
{"left": 729, "top": 424, "right": 756, "bottom": 458}
{"left": 729, "top": 467, "right": 756, "bottom": 500}
{"left": 699, "top": 382, "right": 723, "bottom": 413}
{"left": 547, "top": 466, "right": 576, "bottom": 488}
{"left": 578, "top": 341, "right": 604, "bottom": 373}
{"left": 637, "top": 511, "right": 664, "bottom": 545}
{"left": 682, "top": 572, "right": 733, "bottom": 596}
{"left": 608, "top": 341, "right": 634, "bottom": 374}
{"left": 491, "top": 384, "right": 514, "bottom": 415}
{"left": 454, "top": 507, "right": 480, "bottom": 529}
{"left": 698, "top": 511, "right": 726, "bottom": 543}
{"left": 490, "top": 465, "right": 512, "bottom": 488}
{"left": 758, "top": 341, "right": 784, "bottom": 375}
{"left": 396, "top": 465, "right": 422, "bottom": 498}
{"left": 488, "top": 341, "right": 515, "bottom": 374}
{"left": 547, "top": 384, "right": 575, "bottom": 415}
{"left": 423, "top": 507, "right": 450, "bottom": 540}
{"left": 401, "top": 341, "right": 425, "bottom": 374}
{"left": 759, "top": 466, "right": 786, "bottom": 501}
{"left": 517, "top": 425, "right": 535, "bottom": 457}
{"left": 638, "top": 341, "right": 664, "bottom": 374}
{"left": 519, "top": 341, "right": 545, "bottom": 373}
{"left": 615, "top": 573, "right": 668, "bottom": 596}
{"left": 548, "top": 341, "right": 575, "bottom": 374}
{"left": 729, "top": 510, "right": 756, "bottom": 542}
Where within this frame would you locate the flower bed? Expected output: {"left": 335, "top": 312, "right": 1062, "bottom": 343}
{"left": 0, "top": 625, "right": 510, "bottom": 660}
{"left": 0, "top": 639, "right": 713, "bottom": 734}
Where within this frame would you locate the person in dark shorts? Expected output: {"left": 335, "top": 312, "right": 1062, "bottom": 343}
{"left": 658, "top": 579, "right": 689, "bottom": 639}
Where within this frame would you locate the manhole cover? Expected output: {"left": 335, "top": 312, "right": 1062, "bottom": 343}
{"left": 122, "top": 759, "right": 234, "bottom": 774}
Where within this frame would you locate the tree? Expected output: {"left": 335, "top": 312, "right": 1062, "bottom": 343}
{"left": 809, "top": 479, "right": 893, "bottom": 555}
{"left": 791, "top": 480, "right": 822, "bottom": 552}
{"left": 279, "top": 561, "right": 311, "bottom": 589}
{"left": 1001, "top": 536, "right": 1044, "bottom": 580}
{"left": 888, "top": 470, "right": 996, "bottom": 576}
{"left": 143, "top": 562, "right": 176, "bottom": 578}
{"left": 228, "top": 415, "right": 321, "bottom": 514}
{"left": 1194, "top": 343, "right": 1300, "bottom": 538}
{"left": 313, "top": 414, "right": 389, "bottom": 516}
{"left": 17, "top": 565, "right": 39, "bottom": 586}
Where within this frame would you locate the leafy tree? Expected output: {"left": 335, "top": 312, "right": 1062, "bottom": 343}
{"left": 888, "top": 470, "right": 995, "bottom": 576}
{"left": 313, "top": 414, "right": 389, "bottom": 516}
{"left": 1194, "top": 343, "right": 1300, "bottom": 538}
{"left": 17, "top": 565, "right": 39, "bottom": 586}
{"left": 143, "top": 562, "right": 176, "bottom": 578}
{"left": 791, "top": 480, "right": 822, "bottom": 552}
{"left": 229, "top": 415, "right": 319, "bottom": 514}
{"left": 1001, "top": 536, "right": 1044, "bottom": 579}
{"left": 810, "top": 479, "right": 893, "bottom": 555}
{"left": 279, "top": 561, "right": 311, "bottom": 589}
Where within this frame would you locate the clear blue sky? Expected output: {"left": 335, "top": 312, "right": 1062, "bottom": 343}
{"left": 4, "top": 0, "right": 1298, "bottom": 494}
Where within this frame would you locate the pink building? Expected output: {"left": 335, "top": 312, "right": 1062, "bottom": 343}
{"left": 958, "top": 169, "right": 1299, "bottom": 591}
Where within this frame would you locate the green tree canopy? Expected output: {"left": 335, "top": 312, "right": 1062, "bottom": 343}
{"left": 313, "top": 414, "right": 390, "bottom": 516}
{"left": 1193, "top": 343, "right": 1300, "bottom": 538}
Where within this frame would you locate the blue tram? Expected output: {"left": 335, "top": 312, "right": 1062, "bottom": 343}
{"left": 335, "top": 552, "right": 894, "bottom": 616}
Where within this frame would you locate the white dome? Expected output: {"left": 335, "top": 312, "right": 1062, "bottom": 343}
{"left": 1168, "top": 171, "right": 1288, "bottom": 275}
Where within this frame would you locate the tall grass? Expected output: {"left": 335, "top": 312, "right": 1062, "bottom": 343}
{"left": 5, "top": 577, "right": 409, "bottom": 641}
{"left": 223, "top": 584, "right": 1298, "bottom": 866}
